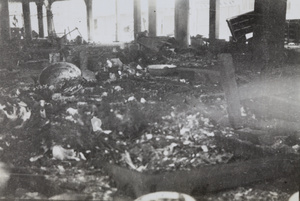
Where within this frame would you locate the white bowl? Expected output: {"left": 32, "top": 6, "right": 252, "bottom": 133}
{"left": 135, "top": 191, "right": 196, "bottom": 201}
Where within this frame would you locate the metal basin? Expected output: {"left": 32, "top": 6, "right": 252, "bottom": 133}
{"left": 39, "top": 62, "right": 81, "bottom": 86}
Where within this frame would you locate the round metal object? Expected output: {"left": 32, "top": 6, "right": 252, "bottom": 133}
{"left": 39, "top": 62, "right": 81, "bottom": 86}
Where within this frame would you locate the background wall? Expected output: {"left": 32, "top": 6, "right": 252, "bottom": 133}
{"left": 7, "top": 0, "right": 300, "bottom": 43}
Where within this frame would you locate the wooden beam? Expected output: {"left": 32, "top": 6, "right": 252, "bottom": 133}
{"left": 0, "top": 0, "right": 10, "bottom": 44}
{"left": 174, "top": 0, "right": 189, "bottom": 48}
{"left": 134, "top": 0, "right": 142, "bottom": 39}
{"left": 93, "top": 155, "right": 300, "bottom": 198}
{"left": 22, "top": 0, "right": 32, "bottom": 41}
{"left": 215, "top": 132, "right": 280, "bottom": 158}
{"left": 218, "top": 53, "right": 242, "bottom": 129}
{"left": 148, "top": 0, "right": 157, "bottom": 37}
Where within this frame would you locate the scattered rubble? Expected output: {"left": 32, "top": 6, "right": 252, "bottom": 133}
{"left": 0, "top": 40, "right": 299, "bottom": 201}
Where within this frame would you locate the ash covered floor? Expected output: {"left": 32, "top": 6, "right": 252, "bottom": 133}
{"left": 0, "top": 43, "right": 299, "bottom": 201}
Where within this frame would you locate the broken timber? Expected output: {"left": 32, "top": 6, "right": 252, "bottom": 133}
{"left": 215, "top": 131, "right": 299, "bottom": 159}
{"left": 218, "top": 53, "right": 242, "bottom": 128}
{"left": 93, "top": 155, "right": 300, "bottom": 199}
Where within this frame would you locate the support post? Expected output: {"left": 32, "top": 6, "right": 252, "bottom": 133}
{"left": 148, "top": 0, "right": 156, "bottom": 37}
{"left": 253, "top": 0, "right": 287, "bottom": 70}
{"left": 36, "top": 1, "right": 44, "bottom": 38}
{"left": 209, "top": 0, "right": 220, "bottom": 45}
{"left": 218, "top": 53, "right": 242, "bottom": 129}
{"left": 45, "top": 0, "right": 55, "bottom": 37}
{"left": 134, "top": 0, "right": 141, "bottom": 39}
{"left": 0, "top": 0, "right": 10, "bottom": 44}
{"left": 84, "top": 0, "right": 94, "bottom": 42}
{"left": 22, "top": 0, "right": 32, "bottom": 41}
{"left": 174, "top": 0, "right": 189, "bottom": 48}
{"left": 115, "top": 0, "right": 119, "bottom": 42}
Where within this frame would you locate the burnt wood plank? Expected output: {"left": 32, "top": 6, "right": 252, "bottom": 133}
{"left": 93, "top": 155, "right": 300, "bottom": 198}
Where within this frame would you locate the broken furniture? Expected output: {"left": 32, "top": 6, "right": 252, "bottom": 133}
{"left": 285, "top": 19, "right": 300, "bottom": 44}
{"left": 226, "top": 11, "right": 256, "bottom": 42}
{"left": 227, "top": 12, "right": 300, "bottom": 45}
{"left": 226, "top": 11, "right": 256, "bottom": 43}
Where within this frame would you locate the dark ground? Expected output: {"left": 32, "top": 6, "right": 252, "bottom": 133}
{"left": 0, "top": 42, "right": 299, "bottom": 200}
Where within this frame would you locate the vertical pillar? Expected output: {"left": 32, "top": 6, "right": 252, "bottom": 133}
{"left": 36, "top": 1, "right": 44, "bottom": 38}
{"left": 115, "top": 0, "right": 119, "bottom": 42}
{"left": 45, "top": 0, "right": 55, "bottom": 37}
{"left": 148, "top": 0, "right": 156, "bottom": 37}
{"left": 22, "top": 0, "right": 32, "bottom": 41}
{"left": 0, "top": 0, "right": 10, "bottom": 44}
{"left": 84, "top": 0, "right": 94, "bottom": 42}
{"left": 134, "top": 0, "right": 141, "bottom": 39}
{"left": 175, "top": 0, "right": 189, "bottom": 48}
{"left": 209, "top": 0, "right": 220, "bottom": 43}
{"left": 253, "top": 0, "right": 287, "bottom": 70}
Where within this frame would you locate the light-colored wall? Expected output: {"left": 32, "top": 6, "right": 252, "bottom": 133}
{"left": 7, "top": 0, "right": 300, "bottom": 43}
{"left": 287, "top": 0, "right": 300, "bottom": 19}
{"left": 52, "top": 0, "right": 87, "bottom": 39}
